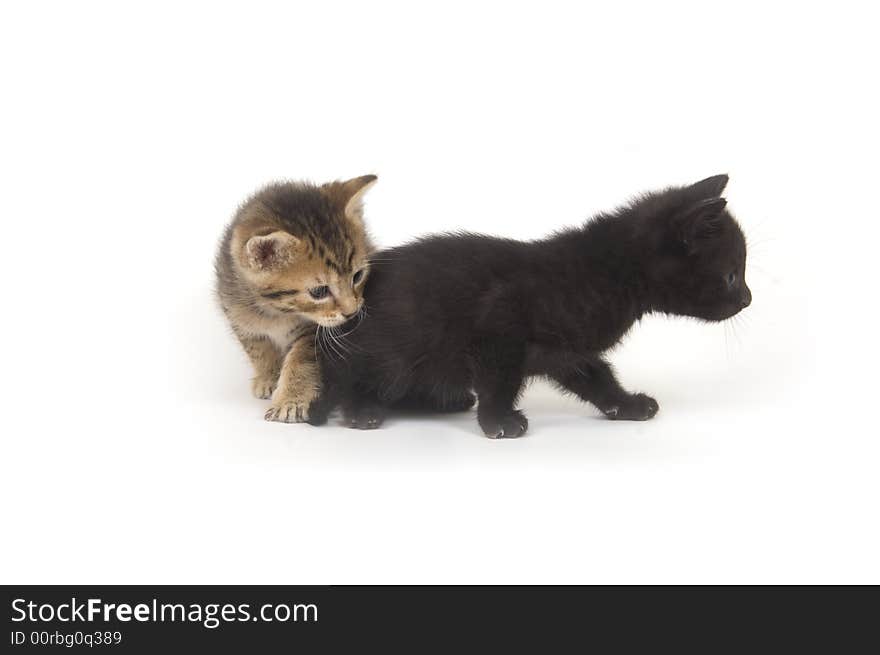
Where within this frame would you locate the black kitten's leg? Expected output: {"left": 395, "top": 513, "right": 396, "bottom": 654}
{"left": 305, "top": 390, "right": 334, "bottom": 426}
{"left": 433, "top": 389, "right": 477, "bottom": 412}
{"left": 305, "top": 365, "right": 343, "bottom": 426}
{"left": 342, "top": 394, "right": 388, "bottom": 430}
{"left": 550, "top": 359, "right": 659, "bottom": 421}
{"left": 394, "top": 387, "right": 476, "bottom": 413}
{"left": 470, "top": 337, "right": 528, "bottom": 438}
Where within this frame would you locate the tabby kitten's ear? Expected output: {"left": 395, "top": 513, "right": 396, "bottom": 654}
{"left": 243, "top": 231, "right": 300, "bottom": 271}
{"left": 324, "top": 174, "right": 378, "bottom": 223}
{"left": 688, "top": 174, "right": 729, "bottom": 200}
{"left": 678, "top": 197, "right": 728, "bottom": 252}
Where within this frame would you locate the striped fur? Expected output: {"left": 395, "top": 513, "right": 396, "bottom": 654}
{"left": 215, "top": 176, "right": 377, "bottom": 422}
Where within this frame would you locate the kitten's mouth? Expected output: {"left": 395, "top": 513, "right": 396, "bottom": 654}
{"left": 687, "top": 304, "right": 744, "bottom": 322}
{"left": 709, "top": 306, "right": 744, "bottom": 322}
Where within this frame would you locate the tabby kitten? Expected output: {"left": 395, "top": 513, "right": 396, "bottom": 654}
{"left": 215, "top": 175, "right": 377, "bottom": 422}
{"left": 308, "top": 175, "right": 751, "bottom": 438}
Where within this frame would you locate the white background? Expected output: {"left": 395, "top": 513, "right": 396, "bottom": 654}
{"left": 1, "top": 1, "right": 878, "bottom": 584}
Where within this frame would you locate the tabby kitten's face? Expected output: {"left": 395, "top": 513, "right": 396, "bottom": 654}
{"left": 249, "top": 234, "right": 370, "bottom": 327}
{"left": 235, "top": 176, "right": 376, "bottom": 328}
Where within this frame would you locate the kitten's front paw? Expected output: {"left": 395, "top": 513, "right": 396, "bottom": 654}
{"left": 264, "top": 389, "right": 316, "bottom": 423}
{"left": 603, "top": 393, "right": 659, "bottom": 421}
{"left": 265, "top": 399, "right": 309, "bottom": 423}
{"left": 479, "top": 410, "right": 529, "bottom": 439}
{"left": 305, "top": 396, "right": 332, "bottom": 426}
{"left": 251, "top": 376, "right": 277, "bottom": 400}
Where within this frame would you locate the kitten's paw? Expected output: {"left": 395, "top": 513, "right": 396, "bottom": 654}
{"left": 264, "top": 400, "right": 309, "bottom": 423}
{"left": 264, "top": 389, "right": 316, "bottom": 423}
{"left": 251, "top": 376, "right": 277, "bottom": 400}
{"left": 346, "top": 406, "right": 386, "bottom": 430}
{"left": 479, "top": 410, "right": 529, "bottom": 439}
{"left": 603, "top": 393, "right": 659, "bottom": 421}
{"left": 305, "top": 398, "right": 332, "bottom": 426}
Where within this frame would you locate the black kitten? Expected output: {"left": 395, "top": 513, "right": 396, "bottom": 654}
{"left": 309, "top": 175, "right": 751, "bottom": 438}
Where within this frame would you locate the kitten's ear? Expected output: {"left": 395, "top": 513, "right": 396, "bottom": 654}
{"left": 326, "top": 174, "right": 378, "bottom": 222}
{"left": 688, "top": 174, "right": 729, "bottom": 200}
{"left": 243, "top": 231, "right": 300, "bottom": 271}
{"left": 679, "top": 197, "right": 728, "bottom": 251}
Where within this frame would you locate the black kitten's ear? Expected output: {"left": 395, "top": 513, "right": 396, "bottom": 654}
{"left": 688, "top": 174, "right": 729, "bottom": 199}
{"left": 679, "top": 197, "right": 728, "bottom": 251}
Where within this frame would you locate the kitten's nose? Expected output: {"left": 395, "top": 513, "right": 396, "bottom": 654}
{"left": 741, "top": 287, "right": 752, "bottom": 308}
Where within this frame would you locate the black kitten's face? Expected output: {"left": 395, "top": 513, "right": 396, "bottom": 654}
{"left": 662, "top": 216, "right": 752, "bottom": 322}
{"left": 684, "top": 220, "right": 750, "bottom": 321}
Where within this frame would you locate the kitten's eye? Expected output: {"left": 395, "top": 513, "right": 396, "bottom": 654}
{"left": 726, "top": 272, "right": 736, "bottom": 287}
{"left": 309, "top": 286, "right": 330, "bottom": 300}
{"left": 352, "top": 269, "right": 365, "bottom": 285}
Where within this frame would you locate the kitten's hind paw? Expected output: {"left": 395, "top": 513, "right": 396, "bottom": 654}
{"left": 603, "top": 393, "right": 659, "bottom": 421}
{"left": 345, "top": 406, "right": 387, "bottom": 430}
{"left": 479, "top": 410, "right": 529, "bottom": 439}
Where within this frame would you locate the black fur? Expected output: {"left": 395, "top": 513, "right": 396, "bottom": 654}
{"left": 309, "top": 175, "right": 751, "bottom": 438}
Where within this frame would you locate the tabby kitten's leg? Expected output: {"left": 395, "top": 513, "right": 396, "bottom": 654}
{"left": 470, "top": 337, "right": 528, "bottom": 438}
{"left": 265, "top": 332, "right": 319, "bottom": 423}
{"left": 549, "top": 358, "right": 659, "bottom": 421}
{"left": 237, "top": 332, "right": 282, "bottom": 399}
